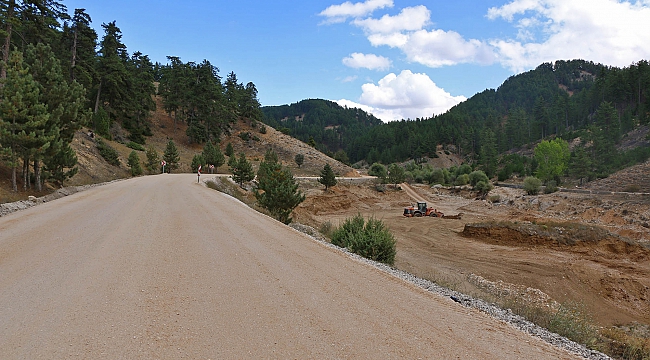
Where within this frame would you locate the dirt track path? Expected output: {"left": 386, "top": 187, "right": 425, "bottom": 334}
{"left": 0, "top": 175, "right": 580, "bottom": 359}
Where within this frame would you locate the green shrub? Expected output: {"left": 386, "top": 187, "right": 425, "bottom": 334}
{"left": 475, "top": 180, "right": 493, "bottom": 194}
{"left": 259, "top": 125, "right": 267, "bottom": 134}
{"left": 544, "top": 180, "right": 559, "bottom": 194}
{"left": 126, "top": 141, "right": 145, "bottom": 151}
{"left": 469, "top": 170, "right": 489, "bottom": 187}
{"left": 368, "top": 162, "right": 387, "bottom": 181}
{"left": 127, "top": 150, "right": 143, "bottom": 176}
{"left": 455, "top": 173, "right": 469, "bottom": 186}
{"left": 96, "top": 139, "right": 120, "bottom": 166}
{"left": 238, "top": 131, "right": 251, "bottom": 141}
{"left": 331, "top": 214, "right": 396, "bottom": 265}
{"left": 524, "top": 176, "right": 542, "bottom": 195}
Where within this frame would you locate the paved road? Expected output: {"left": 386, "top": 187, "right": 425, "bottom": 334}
{"left": 0, "top": 174, "right": 579, "bottom": 359}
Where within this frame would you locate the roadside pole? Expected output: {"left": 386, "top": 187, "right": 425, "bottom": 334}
{"left": 161, "top": 160, "right": 166, "bottom": 174}
{"left": 197, "top": 165, "right": 202, "bottom": 183}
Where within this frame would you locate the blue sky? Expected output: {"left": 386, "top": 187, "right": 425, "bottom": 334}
{"left": 64, "top": 0, "right": 650, "bottom": 121}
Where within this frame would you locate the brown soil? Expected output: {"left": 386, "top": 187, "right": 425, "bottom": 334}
{"left": 293, "top": 181, "right": 650, "bottom": 328}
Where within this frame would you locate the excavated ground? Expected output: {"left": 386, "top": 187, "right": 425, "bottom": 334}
{"left": 293, "top": 181, "right": 650, "bottom": 328}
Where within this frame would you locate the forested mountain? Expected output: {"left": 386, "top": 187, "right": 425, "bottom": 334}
{"left": 0, "top": 1, "right": 261, "bottom": 192}
{"left": 261, "top": 99, "right": 382, "bottom": 161}
{"left": 267, "top": 60, "right": 650, "bottom": 182}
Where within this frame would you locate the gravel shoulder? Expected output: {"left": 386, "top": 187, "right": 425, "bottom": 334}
{"left": 0, "top": 174, "right": 583, "bottom": 359}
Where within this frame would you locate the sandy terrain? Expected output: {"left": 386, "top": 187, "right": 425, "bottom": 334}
{"left": 294, "top": 180, "right": 650, "bottom": 328}
{"left": 0, "top": 174, "right": 582, "bottom": 359}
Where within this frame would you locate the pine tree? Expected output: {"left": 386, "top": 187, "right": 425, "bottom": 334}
{"left": 225, "top": 142, "right": 234, "bottom": 157}
{"left": 25, "top": 43, "right": 86, "bottom": 191}
{"left": 202, "top": 140, "right": 224, "bottom": 172}
{"left": 163, "top": 139, "right": 180, "bottom": 173}
{"left": 145, "top": 145, "right": 159, "bottom": 174}
{"left": 191, "top": 154, "right": 204, "bottom": 172}
{"left": 0, "top": 51, "right": 50, "bottom": 192}
{"left": 294, "top": 153, "right": 304, "bottom": 168}
{"left": 127, "top": 150, "right": 142, "bottom": 176}
{"left": 318, "top": 163, "right": 337, "bottom": 190}
{"left": 230, "top": 152, "right": 253, "bottom": 187}
{"left": 255, "top": 150, "right": 304, "bottom": 224}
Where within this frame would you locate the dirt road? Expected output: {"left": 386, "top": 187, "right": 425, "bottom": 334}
{"left": 0, "top": 175, "right": 580, "bottom": 359}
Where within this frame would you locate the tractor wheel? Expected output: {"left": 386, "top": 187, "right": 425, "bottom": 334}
{"left": 415, "top": 212, "right": 423, "bottom": 217}
{"left": 429, "top": 212, "right": 437, "bottom": 217}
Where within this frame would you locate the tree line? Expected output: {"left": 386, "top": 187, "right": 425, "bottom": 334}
{"left": 0, "top": 1, "right": 262, "bottom": 192}
{"left": 264, "top": 60, "right": 650, "bottom": 184}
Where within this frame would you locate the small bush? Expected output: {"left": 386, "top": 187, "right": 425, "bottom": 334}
{"left": 126, "top": 141, "right": 145, "bottom": 151}
{"left": 475, "top": 180, "right": 493, "bottom": 194}
{"left": 488, "top": 195, "right": 501, "bottom": 203}
{"left": 259, "top": 125, "right": 267, "bottom": 134}
{"left": 544, "top": 180, "right": 559, "bottom": 194}
{"left": 238, "top": 132, "right": 251, "bottom": 141}
{"left": 523, "top": 176, "right": 542, "bottom": 195}
{"left": 252, "top": 135, "right": 260, "bottom": 142}
{"left": 455, "top": 173, "right": 469, "bottom": 186}
{"left": 319, "top": 221, "right": 334, "bottom": 238}
{"left": 331, "top": 214, "right": 396, "bottom": 265}
{"left": 96, "top": 139, "right": 120, "bottom": 166}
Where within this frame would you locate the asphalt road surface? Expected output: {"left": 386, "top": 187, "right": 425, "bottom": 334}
{"left": 0, "top": 174, "right": 580, "bottom": 359}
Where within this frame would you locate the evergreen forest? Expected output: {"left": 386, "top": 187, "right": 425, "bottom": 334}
{"left": 263, "top": 60, "right": 650, "bottom": 183}
{"left": 0, "top": 0, "right": 261, "bottom": 191}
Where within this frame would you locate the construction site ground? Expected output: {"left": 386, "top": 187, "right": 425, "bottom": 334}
{"left": 293, "top": 179, "right": 650, "bottom": 329}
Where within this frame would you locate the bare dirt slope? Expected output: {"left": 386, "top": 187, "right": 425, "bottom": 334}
{"left": 0, "top": 174, "right": 579, "bottom": 359}
{"left": 294, "top": 181, "right": 650, "bottom": 328}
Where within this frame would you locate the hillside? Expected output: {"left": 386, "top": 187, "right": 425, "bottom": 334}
{"left": 0, "top": 96, "right": 356, "bottom": 202}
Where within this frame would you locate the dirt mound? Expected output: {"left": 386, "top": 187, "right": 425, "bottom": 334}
{"left": 461, "top": 221, "right": 650, "bottom": 261}
{"left": 586, "top": 159, "right": 650, "bottom": 193}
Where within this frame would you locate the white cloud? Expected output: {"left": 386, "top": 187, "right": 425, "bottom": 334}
{"left": 341, "top": 75, "right": 359, "bottom": 83}
{"left": 487, "top": 0, "right": 650, "bottom": 71}
{"left": 337, "top": 70, "right": 466, "bottom": 122}
{"left": 333, "top": 0, "right": 650, "bottom": 72}
{"left": 342, "top": 53, "right": 392, "bottom": 70}
{"left": 319, "top": 0, "right": 393, "bottom": 24}
{"left": 352, "top": 5, "right": 430, "bottom": 34}
{"left": 371, "top": 29, "right": 497, "bottom": 67}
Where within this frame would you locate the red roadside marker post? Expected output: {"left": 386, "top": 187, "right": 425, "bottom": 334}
{"left": 161, "top": 160, "right": 166, "bottom": 174}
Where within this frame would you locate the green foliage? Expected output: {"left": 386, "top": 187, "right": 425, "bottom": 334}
{"left": 468, "top": 170, "right": 489, "bottom": 187}
{"left": 534, "top": 138, "right": 570, "bottom": 183}
{"left": 225, "top": 142, "right": 234, "bottom": 157}
{"left": 334, "top": 149, "right": 350, "bottom": 165}
{"left": 331, "top": 214, "right": 396, "bottom": 265}
{"left": 454, "top": 173, "right": 469, "bottom": 186}
{"left": 163, "top": 140, "right": 180, "bottom": 173}
{"left": 294, "top": 153, "right": 304, "bottom": 168}
{"left": 238, "top": 131, "right": 251, "bottom": 141}
{"left": 387, "top": 163, "right": 405, "bottom": 185}
{"left": 318, "top": 163, "right": 337, "bottom": 190}
{"left": 127, "top": 150, "right": 143, "bottom": 176}
{"left": 259, "top": 125, "right": 267, "bottom": 134}
{"left": 96, "top": 139, "right": 120, "bottom": 166}
{"left": 430, "top": 168, "right": 445, "bottom": 185}
{"left": 475, "top": 180, "right": 493, "bottom": 194}
{"left": 202, "top": 141, "right": 225, "bottom": 172}
{"left": 191, "top": 154, "right": 205, "bottom": 172}
{"left": 230, "top": 152, "right": 254, "bottom": 186}
{"left": 255, "top": 150, "right": 305, "bottom": 224}
{"left": 92, "top": 105, "right": 111, "bottom": 139}
{"left": 524, "top": 176, "right": 542, "bottom": 195}
{"left": 145, "top": 146, "right": 160, "bottom": 174}
{"left": 544, "top": 180, "right": 558, "bottom": 194}
{"left": 126, "top": 141, "right": 145, "bottom": 151}
{"left": 368, "top": 162, "right": 388, "bottom": 182}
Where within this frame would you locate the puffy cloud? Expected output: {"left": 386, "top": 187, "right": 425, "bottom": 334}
{"left": 352, "top": 5, "right": 430, "bottom": 34}
{"left": 319, "top": 0, "right": 393, "bottom": 24}
{"left": 342, "top": 53, "right": 392, "bottom": 70}
{"left": 487, "top": 0, "right": 650, "bottom": 71}
{"left": 371, "top": 29, "right": 497, "bottom": 67}
{"left": 337, "top": 70, "right": 466, "bottom": 122}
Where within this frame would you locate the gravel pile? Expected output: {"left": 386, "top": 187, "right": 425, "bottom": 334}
{"left": 290, "top": 222, "right": 611, "bottom": 360}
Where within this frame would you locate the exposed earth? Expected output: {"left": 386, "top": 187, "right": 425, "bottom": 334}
{"left": 292, "top": 179, "right": 650, "bottom": 329}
